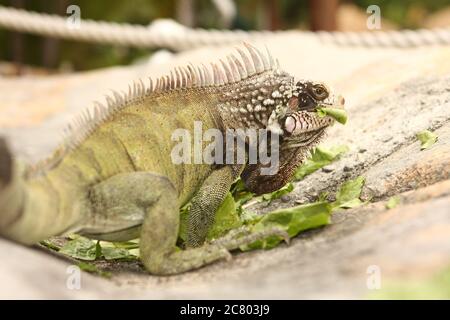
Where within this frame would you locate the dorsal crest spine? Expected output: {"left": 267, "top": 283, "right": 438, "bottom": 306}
{"left": 26, "top": 43, "right": 279, "bottom": 177}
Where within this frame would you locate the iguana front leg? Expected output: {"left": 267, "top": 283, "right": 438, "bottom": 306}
{"left": 88, "top": 170, "right": 287, "bottom": 275}
{"left": 186, "top": 164, "right": 289, "bottom": 250}
{"left": 88, "top": 171, "right": 230, "bottom": 274}
{"left": 186, "top": 165, "right": 243, "bottom": 247}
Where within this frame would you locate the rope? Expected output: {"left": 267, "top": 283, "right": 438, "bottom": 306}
{"left": 0, "top": 5, "right": 449, "bottom": 51}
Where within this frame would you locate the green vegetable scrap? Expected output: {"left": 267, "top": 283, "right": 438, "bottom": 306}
{"left": 46, "top": 236, "right": 139, "bottom": 261}
{"left": 77, "top": 262, "right": 112, "bottom": 278}
{"left": 99, "top": 241, "right": 139, "bottom": 260}
{"left": 295, "top": 145, "right": 349, "bottom": 180}
{"left": 230, "top": 178, "right": 255, "bottom": 208}
{"left": 59, "top": 237, "right": 100, "bottom": 261}
{"left": 241, "top": 202, "right": 332, "bottom": 251}
{"left": 179, "top": 189, "right": 333, "bottom": 251}
{"left": 262, "top": 182, "right": 294, "bottom": 203}
{"left": 332, "top": 176, "right": 366, "bottom": 209}
{"left": 416, "top": 130, "right": 437, "bottom": 150}
{"left": 39, "top": 239, "right": 61, "bottom": 251}
{"left": 317, "top": 107, "right": 348, "bottom": 124}
{"left": 216, "top": 176, "right": 367, "bottom": 253}
{"left": 386, "top": 196, "right": 401, "bottom": 209}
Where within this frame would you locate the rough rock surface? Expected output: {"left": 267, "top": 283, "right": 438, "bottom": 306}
{"left": 0, "top": 39, "right": 449, "bottom": 299}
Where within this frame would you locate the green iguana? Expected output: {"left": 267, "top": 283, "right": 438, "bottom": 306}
{"left": 0, "top": 43, "right": 345, "bottom": 275}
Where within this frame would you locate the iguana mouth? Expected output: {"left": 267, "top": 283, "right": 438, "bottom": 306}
{"left": 283, "top": 111, "right": 333, "bottom": 135}
{"left": 283, "top": 93, "right": 345, "bottom": 136}
{"left": 281, "top": 93, "right": 344, "bottom": 149}
{"left": 282, "top": 126, "right": 327, "bottom": 149}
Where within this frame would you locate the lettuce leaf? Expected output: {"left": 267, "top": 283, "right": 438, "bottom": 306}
{"left": 317, "top": 107, "right": 348, "bottom": 124}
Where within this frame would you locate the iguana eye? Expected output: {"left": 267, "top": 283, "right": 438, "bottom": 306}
{"left": 311, "top": 84, "right": 328, "bottom": 100}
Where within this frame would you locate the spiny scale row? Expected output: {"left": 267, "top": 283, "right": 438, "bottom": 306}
{"left": 29, "top": 43, "right": 279, "bottom": 176}
{"left": 67, "top": 43, "right": 277, "bottom": 145}
{"left": 150, "top": 43, "right": 276, "bottom": 92}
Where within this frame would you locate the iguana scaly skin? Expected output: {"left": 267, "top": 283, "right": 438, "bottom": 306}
{"left": 0, "top": 44, "right": 344, "bottom": 275}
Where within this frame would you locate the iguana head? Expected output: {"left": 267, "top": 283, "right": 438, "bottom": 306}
{"left": 205, "top": 43, "right": 347, "bottom": 194}
{"left": 239, "top": 78, "right": 346, "bottom": 195}
{"left": 280, "top": 80, "right": 345, "bottom": 149}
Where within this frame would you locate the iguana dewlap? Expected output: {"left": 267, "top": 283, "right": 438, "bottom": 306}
{"left": 0, "top": 44, "right": 344, "bottom": 275}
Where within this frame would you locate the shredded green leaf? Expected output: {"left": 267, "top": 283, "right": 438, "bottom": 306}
{"left": 39, "top": 239, "right": 61, "bottom": 251}
{"left": 55, "top": 236, "right": 138, "bottom": 261}
{"left": 416, "top": 130, "right": 437, "bottom": 150}
{"left": 109, "top": 240, "right": 139, "bottom": 250}
{"left": 332, "top": 176, "right": 365, "bottom": 209}
{"left": 241, "top": 202, "right": 332, "bottom": 251}
{"left": 262, "top": 182, "right": 294, "bottom": 203}
{"left": 317, "top": 107, "right": 347, "bottom": 124}
{"left": 386, "top": 196, "right": 401, "bottom": 209}
{"left": 59, "top": 236, "right": 99, "bottom": 261}
{"left": 77, "top": 262, "right": 112, "bottom": 278}
{"left": 231, "top": 178, "right": 255, "bottom": 208}
{"left": 295, "top": 145, "right": 349, "bottom": 180}
{"left": 239, "top": 209, "right": 260, "bottom": 224}
{"left": 99, "top": 241, "right": 139, "bottom": 260}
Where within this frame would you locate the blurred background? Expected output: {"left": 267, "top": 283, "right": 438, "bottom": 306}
{"left": 0, "top": 0, "right": 449, "bottom": 74}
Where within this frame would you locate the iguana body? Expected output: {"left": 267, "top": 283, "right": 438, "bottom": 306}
{"left": 0, "top": 44, "right": 344, "bottom": 275}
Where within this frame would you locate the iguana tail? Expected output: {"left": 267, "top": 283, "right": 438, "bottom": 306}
{"left": 0, "top": 137, "right": 27, "bottom": 242}
{"left": 0, "top": 137, "right": 78, "bottom": 244}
